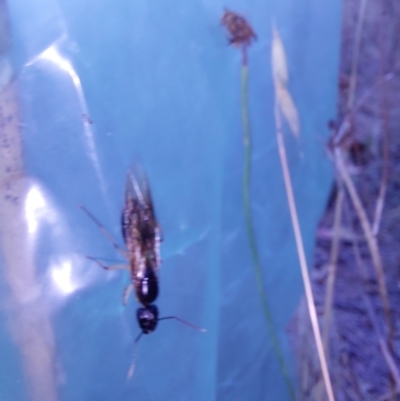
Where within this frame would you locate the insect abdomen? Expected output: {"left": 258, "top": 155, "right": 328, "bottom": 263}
{"left": 135, "top": 268, "right": 159, "bottom": 305}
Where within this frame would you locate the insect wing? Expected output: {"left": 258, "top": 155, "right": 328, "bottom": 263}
{"left": 123, "top": 166, "right": 162, "bottom": 272}
{"left": 125, "top": 165, "right": 158, "bottom": 216}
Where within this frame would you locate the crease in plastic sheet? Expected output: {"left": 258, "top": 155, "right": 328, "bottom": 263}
{"left": 26, "top": 40, "right": 109, "bottom": 208}
{"left": 0, "top": 0, "right": 341, "bottom": 400}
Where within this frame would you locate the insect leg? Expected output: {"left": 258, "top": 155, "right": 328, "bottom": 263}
{"left": 79, "top": 205, "right": 128, "bottom": 259}
{"left": 123, "top": 283, "right": 134, "bottom": 306}
{"left": 86, "top": 256, "right": 128, "bottom": 271}
{"left": 158, "top": 316, "right": 207, "bottom": 332}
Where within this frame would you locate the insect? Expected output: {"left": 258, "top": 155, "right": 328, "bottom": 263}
{"left": 221, "top": 9, "right": 257, "bottom": 47}
{"left": 80, "top": 166, "right": 205, "bottom": 377}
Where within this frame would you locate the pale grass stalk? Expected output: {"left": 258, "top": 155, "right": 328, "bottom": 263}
{"left": 333, "top": 73, "right": 394, "bottom": 148}
{"left": 274, "top": 103, "right": 335, "bottom": 401}
{"left": 372, "top": 145, "right": 388, "bottom": 236}
{"left": 379, "top": 339, "right": 400, "bottom": 388}
{"left": 375, "top": 388, "right": 400, "bottom": 401}
{"left": 322, "top": 185, "right": 344, "bottom": 354}
{"left": 372, "top": 160, "right": 388, "bottom": 237}
{"left": 334, "top": 148, "right": 392, "bottom": 337}
{"left": 352, "top": 241, "right": 400, "bottom": 397}
{"left": 354, "top": 73, "right": 394, "bottom": 115}
{"left": 347, "top": 0, "right": 368, "bottom": 110}
{"left": 372, "top": 70, "right": 390, "bottom": 236}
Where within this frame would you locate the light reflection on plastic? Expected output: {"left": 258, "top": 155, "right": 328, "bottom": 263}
{"left": 26, "top": 42, "right": 109, "bottom": 206}
{"left": 51, "top": 260, "right": 77, "bottom": 295}
{"left": 23, "top": 43, "right": 111, "bottom": 296}
{"left": 25, "top": 185, "right": 47, "bottom": 234}
{"left": 37, "top": 45, "right": 100, "bottom": 166}
{"left": 24, "top": 184, "right": 79, "bottom": 296}
{"left": 40, "top": 45, "right": 81, "bottom": 89}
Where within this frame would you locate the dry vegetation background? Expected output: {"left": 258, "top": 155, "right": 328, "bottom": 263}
{"left": 289, "top": 0, "right": 400, "bottom": 400}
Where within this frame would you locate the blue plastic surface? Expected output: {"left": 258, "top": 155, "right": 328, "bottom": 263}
{"left": 0, "top": 0, "right": 341, "bottom": 400}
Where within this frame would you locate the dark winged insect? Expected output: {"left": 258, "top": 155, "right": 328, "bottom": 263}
{"left": 80, "top": 166, "right": 205, "bottom": 377}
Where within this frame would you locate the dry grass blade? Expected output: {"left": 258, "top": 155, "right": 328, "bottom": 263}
{"left": 372, "top": 67, "right": 390, "bottom": 236}
{"left": 322, "top": 184, "right": 344, "bottom": 354}
{"left": 332, "top": 73, "right": 394, "bottom": 149}
{"left": 379, "top": 338, "right": 400, "bottom": 389}
{"left": 352, "top": 241, "right": 400, "bottom": 398}
{"left": 334, "top": 148, "right": 392, "bottom": 339}
{"left": 372, "top": 145, "right": 388, "bottom": 236}
{"left": 274, "top": 105, "right": 335, "bottom": 401}
{"left": 272, "top": 24, "right": 300, "bottom": 138}
{"left": 276, "top": 83, "right": 300, "bottom": 137}
{"left": 317, "top": 226, "right": 363, "bottom": 242}
{"left": 372, "top": 142, "right": 388, "bottom": 237}
{"left": 374, "top": 388, "right": 400, "bottom": 401}
{"left": 347, "top": 0, "right": 368, "bottom": 110}
{"left": 271, "top": 22, "right": 335, "bottom": 401}
{"left": 271, "top": 23, "right": 288, "bottom": 85}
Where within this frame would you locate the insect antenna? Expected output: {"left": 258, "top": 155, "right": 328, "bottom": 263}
{"left": 158, "top": 316, "right": 207, "bottom": 332}
{"left": 127, "top": 331, "right": 144, "bottom": 380}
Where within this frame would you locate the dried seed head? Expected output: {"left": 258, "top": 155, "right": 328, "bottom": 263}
{"left": 221, "top": 9, "right": 256, "bottom": 47}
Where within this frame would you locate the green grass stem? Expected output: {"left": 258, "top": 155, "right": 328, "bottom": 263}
{"left": 241, "top": 63, "right": 295, "bottom": 400}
